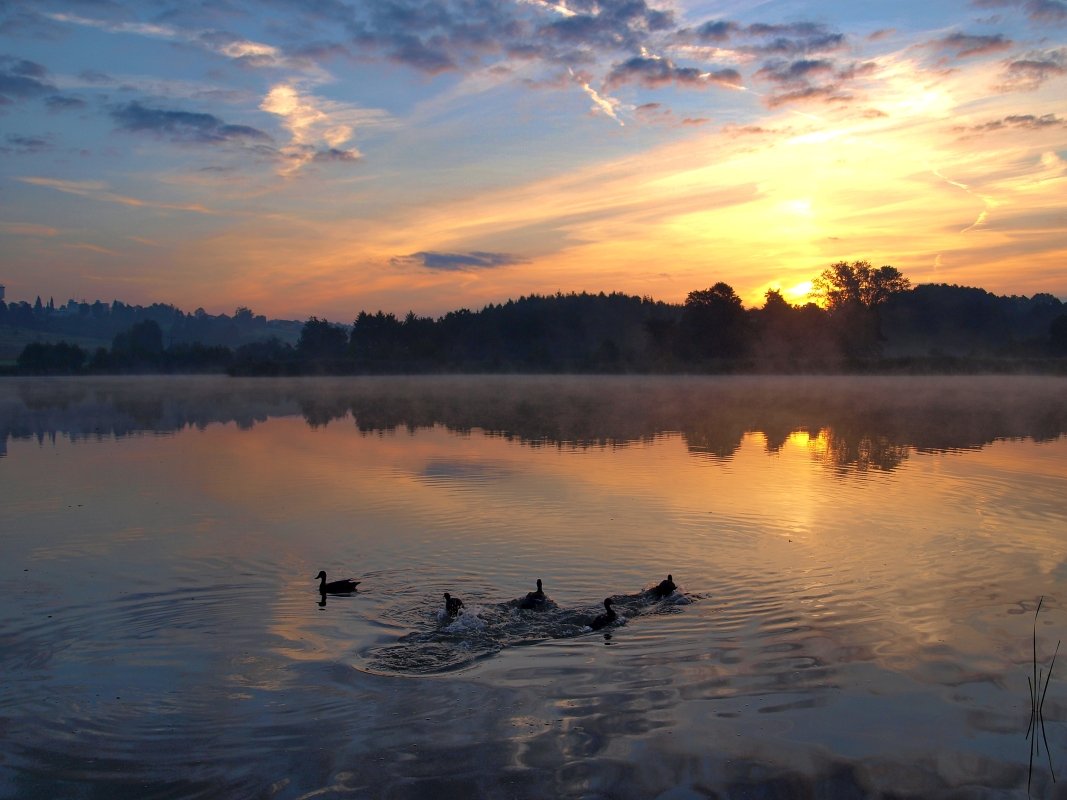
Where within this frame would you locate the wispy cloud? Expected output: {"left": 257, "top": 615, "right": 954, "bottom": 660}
{"left": 63, "top": 242, "right": 120, "bottom": 256}
{"left": 570, "top": 69, "right": 626, "bottom": 125}
{"left": 44, "top": 12, "right": 325, "bottom": 78}
{"left": 931, "top": 32, "right": 1014, "bottom": 59}
{"left": 0, "top": 55, "right": 55, "bottom": 103}
{"left": 44, "top": 13, "right": 175, "bottom": 39}
{"left": 17, "top": 177, "right": 215, "bottom": 214}
{"left": 44, "top": 94, "right": 86, "bottom": 111}
{"left": 689, "top": 20, "right": 847, "bottom": 56}
{"left": 753, "top": 56, "right": 876, "bottom": 107}
{"left": 391, "top": 251, "right": 528, "bottom": 271}
{"left": 997, "top": 48, "right": 1067, "bottom": 90}
{"left": 2, "top": 133, "right": 54, "bottom": 153}
{"left": 973, "top": 0, "right": 1067, "bottom": 24}
{"left": 955, "top": 113, "right": 1066, "bottom": 134}
{"left": 259, "top": 83, "right": 370, "bottom": 174}
{"left": 0, "top": 221, "right": 60, "bottom": 237}
{"left": 112, "top": 102, "right": 272, "bottom": 145}
{"left": 606, "top": 53, "right": 741, "bottom": 90}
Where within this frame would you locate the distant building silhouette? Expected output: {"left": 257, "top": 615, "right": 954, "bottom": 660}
{"left": 0, "top": 284, "right": 5, "bottom": 302}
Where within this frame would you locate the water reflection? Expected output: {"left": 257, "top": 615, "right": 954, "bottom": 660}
{"left": 2, "top": 375, "right": 1064, "bottom": 472}
{"left": 2, "top": 375, "right": 1066, "bottom": 798}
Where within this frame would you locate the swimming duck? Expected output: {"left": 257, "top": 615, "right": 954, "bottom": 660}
{"left": 316, "top": 570, "right": 361, "bottom": 594}
{"left": 590, "top": 597, "right": 617, "bottom": 630}
{"left": 651, "top": 574, "right": 676, "bottom": 599}
{"left": 518, "top": 578, "right": 546, "bottom": 609}
{"left": 443, "top": 592, "right": 464, "bottom": 617}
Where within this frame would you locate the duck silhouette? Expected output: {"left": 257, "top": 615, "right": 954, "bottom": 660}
{"left": 443, "top": 592, "right": 464, "bottom": 617}
{"left": 590, "top": 597, "right": 617, "bottom": 630}
{"left": 518, "top": 578, "right": 546, "bottom": 610}
{"left": 651, "top": 574, "right": 676, "bottom": 599}
{"left": 316, "top": 570, "right": 361, "bottom": 594}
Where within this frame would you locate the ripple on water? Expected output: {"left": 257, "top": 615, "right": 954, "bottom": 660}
{"left": 362, "top": 590, "right": 697, "bottom": 675}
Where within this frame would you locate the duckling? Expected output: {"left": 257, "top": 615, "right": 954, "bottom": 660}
{"left": 518, "top": 578, "right": 546, "bottom": 610}
{"left": 316, "top": 570, "right": 361, "bottom": 594}
{"left": 651, "top": 574, "right": 676, "bottom": 599}
{"left": 590, "top": 597, "right": 617, "bottom": 630}
{"left": 443, "top": 592, "right": 464, "bottom": 617}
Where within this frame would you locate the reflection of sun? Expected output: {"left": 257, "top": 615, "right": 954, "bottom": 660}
{"left": 789, "top": 428, "right": 829, "bottom": 459}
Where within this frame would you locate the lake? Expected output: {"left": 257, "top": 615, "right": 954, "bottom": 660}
{"left": 1, "top": 375, "right": 1066, "bottom": 799}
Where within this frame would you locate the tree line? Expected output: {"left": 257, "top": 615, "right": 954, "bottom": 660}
{"left": 0, "top": 295, "right": 302, "bottom": 348}
{"left": 6, "top": 261, "right": 1067, "bottom": 376}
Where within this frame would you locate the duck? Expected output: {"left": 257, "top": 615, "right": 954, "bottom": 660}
{"left": 316, "top": 570, "right": 361, "bottom": 594}
{"left": 651, "top": 574, "right": 676, "bottom": 599}
{"left": 518, "top": 578, "right": 546, "bottom": 609}
{"left": 443, "top": 592, "right": 464, "bottom": 617}
{"left": 590, "top": 597, "right": 617, "bottom": 630}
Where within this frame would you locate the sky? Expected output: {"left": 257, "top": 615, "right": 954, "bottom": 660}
{"left": 1, "top": 0, "right": 1065, "bottom": 320}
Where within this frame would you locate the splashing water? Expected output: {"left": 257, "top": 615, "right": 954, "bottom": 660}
{"left": 364, "top": 588, "right": 695, "bottom": 675}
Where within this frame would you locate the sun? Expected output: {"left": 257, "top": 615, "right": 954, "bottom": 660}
{"left": 784, "top": 280, "right": 814, "bottom": 304}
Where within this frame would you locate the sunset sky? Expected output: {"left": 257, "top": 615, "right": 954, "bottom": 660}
{"left": 1, "top": 0, "right": 1065, "bottom": 320}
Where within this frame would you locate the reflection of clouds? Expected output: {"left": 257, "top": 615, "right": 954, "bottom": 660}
{"left": 419, "top": 459, "right": 514, "bottom": 485}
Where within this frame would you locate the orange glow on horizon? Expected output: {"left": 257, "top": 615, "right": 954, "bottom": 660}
{"left": 4, "top": 29, "right": 1065, "bottom": 320}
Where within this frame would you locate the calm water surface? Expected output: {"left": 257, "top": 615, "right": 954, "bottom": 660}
{"left": 1, "top": 375, "right": 1066, "bottom": 799}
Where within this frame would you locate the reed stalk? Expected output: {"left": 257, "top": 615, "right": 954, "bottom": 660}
{"left": 1027, "top": 596, "right": 1059, "bottom": 797}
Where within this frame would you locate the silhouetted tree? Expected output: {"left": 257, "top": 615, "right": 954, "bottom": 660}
{"left": 350, "top": 311, "right": 403, "bottom": 366}
{"left": 297, "top": 317, "right": 348, "bottom": 359}
{"left": 679, "top": 282, "right": 749, "bottom": 363}
{"left": 812, "top": 261, "right": 910, "bottom": 311}
{"left": 4, "top": 274, "right": 1062, "bottom": 374}
{"left": 229, "top": 337, "right": 294, "bottom": 375}
{"left": 112, "top": 319, "right": 164, "bottom": 357}
{"left": 17, "top": 341, "right": 87, "bottom": 373}
{"left": 880, "top": 284, "right": 1063, "bottom": 357}
{"left": 1050, "top": 314, "right": 1067, "bottom": 356}
{"left": 163, "top": 342, "right": 233, "bottom": 372}
{"left": 7, "top": 301, "right": 35, "bottom": 330}
{"left": 643, "top": 315, "right": 678, "bottom": 368}
{"left": 751, "top": 290, "right": 838, "bottom": 367}
{"left": 108, "top": 319, "right": 165, "bottom": 369}
{"left": 812, "top": 261, "right": 910, "bottom": 357}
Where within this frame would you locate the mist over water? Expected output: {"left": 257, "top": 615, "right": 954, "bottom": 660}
{"left": 1, "top": 375, "right": 1065, "bottom": 798}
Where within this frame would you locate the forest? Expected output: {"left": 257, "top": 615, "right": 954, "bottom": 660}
{"left": 4, "top": 261, "right": 1066, "bottom": 375}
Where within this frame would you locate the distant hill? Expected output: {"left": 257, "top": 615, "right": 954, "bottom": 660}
{"left": 0, "top": 296, "right": 303, "bottom": 364}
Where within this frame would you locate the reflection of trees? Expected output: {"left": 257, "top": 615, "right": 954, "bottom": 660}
{"left": 2, "top": 376, "right": 1065, "bottom": 475}
{"left": 813, "top": 428, "right": 912, "bottom": 473}
{"left": 18, "top": 382, "right": 89, "bottom": 411}
{"left": 298, "top": 395, "right": 352, "bottom": 429}
{"left": 682, "top": 422, "right": 745, "bottom": 461}
{"left": 2, "top": 378, "right": 301, "bottom": 445}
